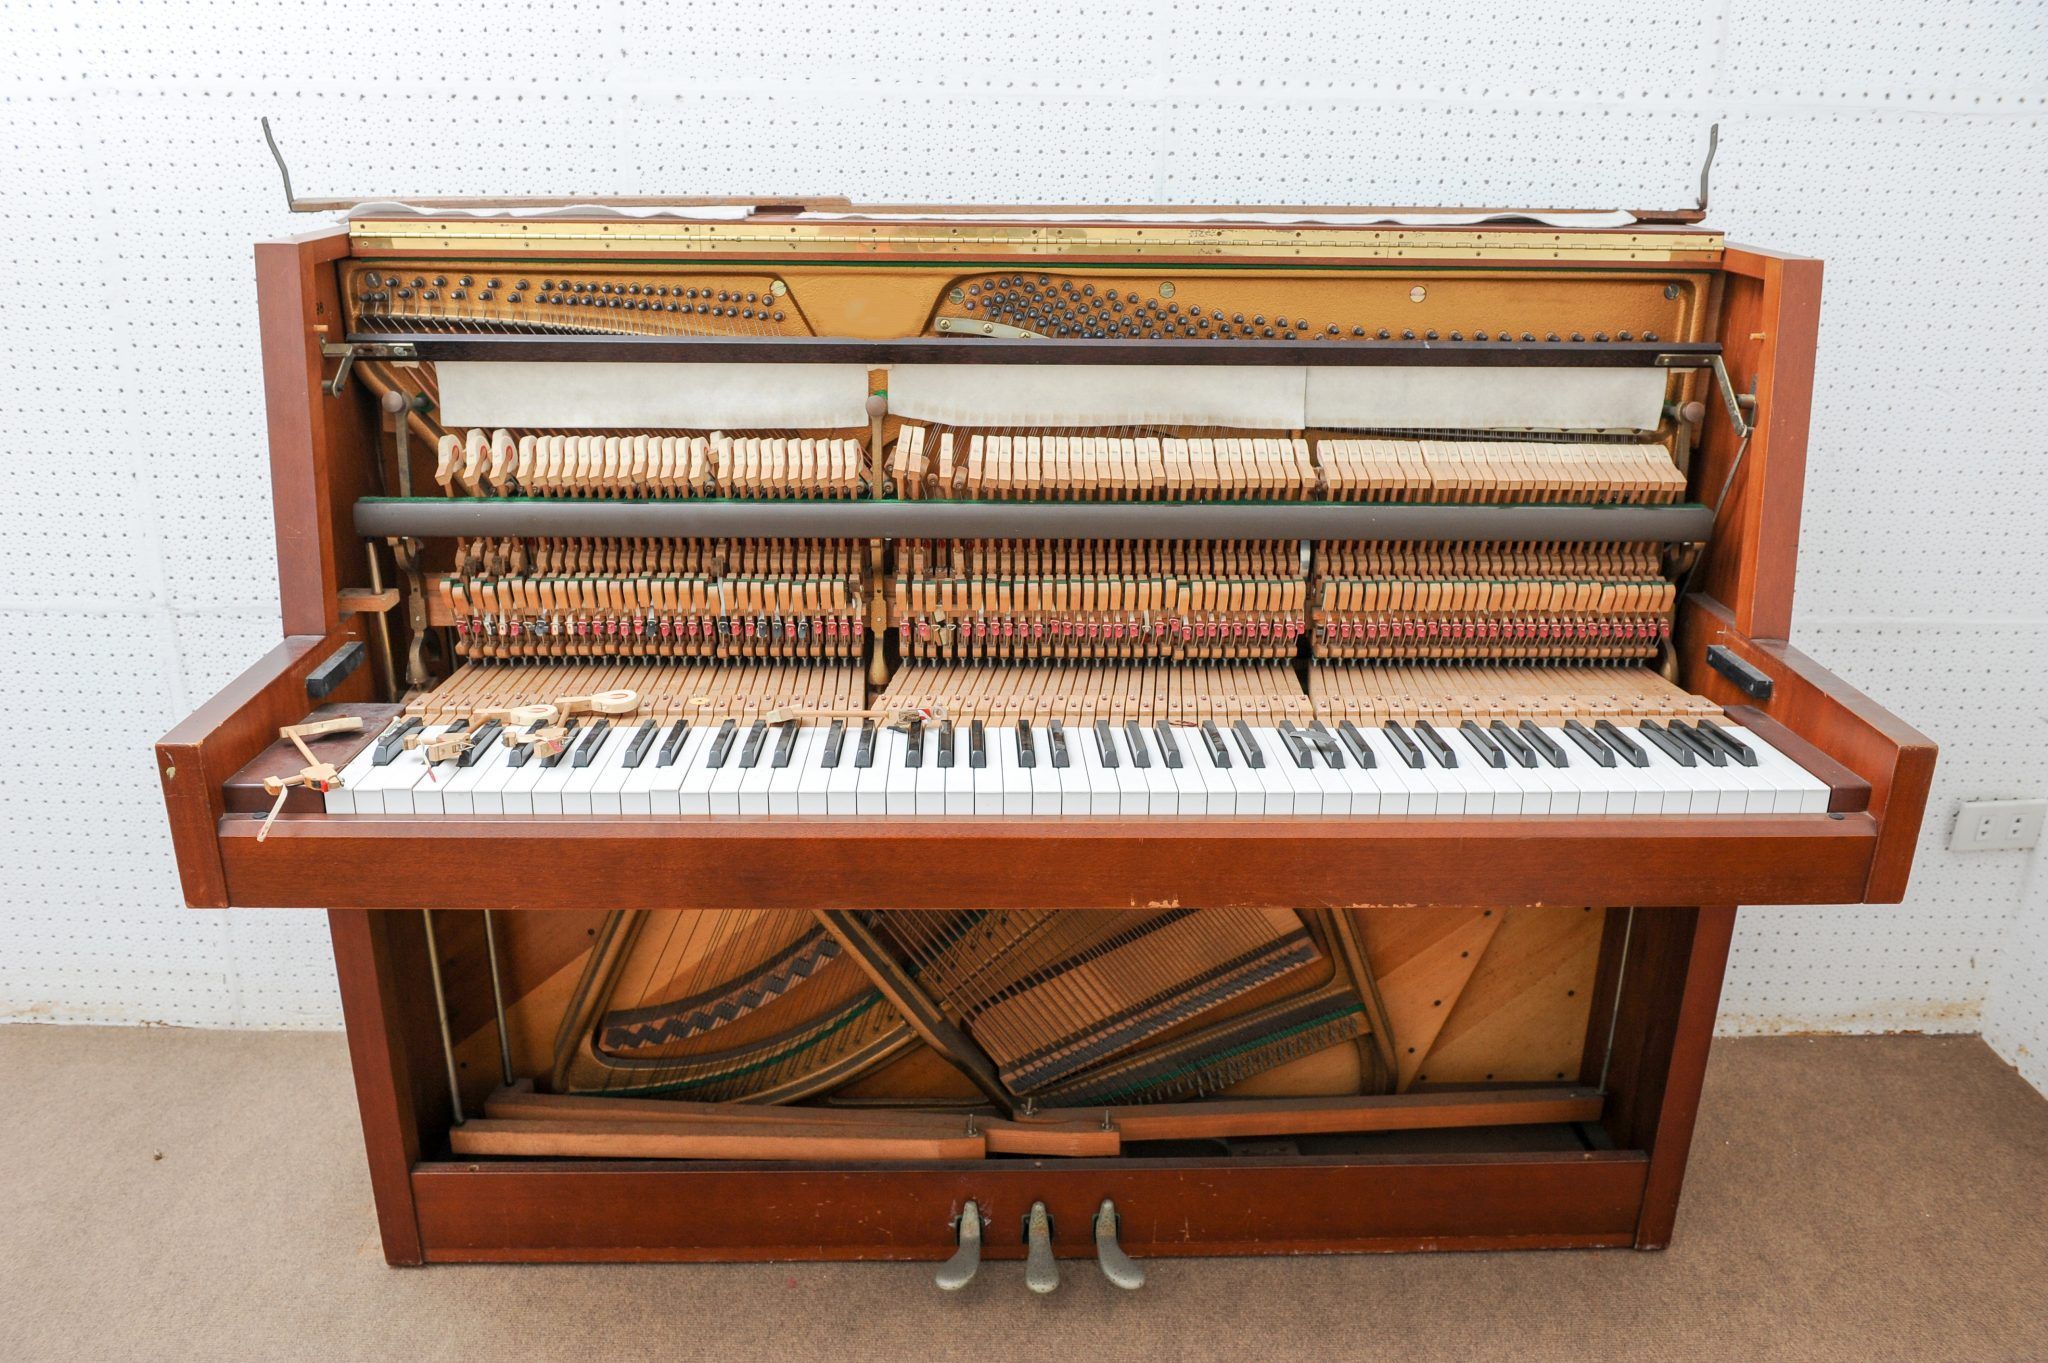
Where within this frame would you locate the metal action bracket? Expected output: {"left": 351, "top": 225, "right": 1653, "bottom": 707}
{"left": 1656, "top": 351, "right": 1753, "bottom": 441}
{"left": 321, "top": 341, "right": 419, "bottom": 399}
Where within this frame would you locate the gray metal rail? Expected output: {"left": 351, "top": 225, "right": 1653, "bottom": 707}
{"left": 355, "top": 497, "right": 1713, "bottom": 543}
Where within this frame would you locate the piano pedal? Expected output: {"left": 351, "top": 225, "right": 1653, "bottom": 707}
{"left": 1023, "top": 1201, "right": 1059, "bottom": 1295}
{"left": 935, "top": 1201, "right": 984, "bottom": 1293}
{"left": 1093, "top": 1200, "right": 1145, "bottom": 1291}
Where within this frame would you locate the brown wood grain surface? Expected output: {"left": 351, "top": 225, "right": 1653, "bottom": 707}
{"left": 210, "top": 814, "right": 1881, "bottom": 911}
{"left": 221, "top": 703, "right": 396, "bottom": 813}
{"left": 1695, "top": 246, "right": 1822, "bottom": 639}
{"left": 1679, "top": 594, "right": 1936, "bottom": 902}
{"left": 329, "top": 910, "right": 426, "bottom": 1265}
{"left": 411, "top": 1152, "right": 1647, "bottom": 1261}
{"left": 257, "top": 230, "right": 359, "bottom": 635}
{"left": 155, "top": 626, "right": 371, "bottom": 907}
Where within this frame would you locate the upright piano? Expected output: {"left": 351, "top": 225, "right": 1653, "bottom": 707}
{"left": 156, "top": 198, "right": 1934, "bottom": 1287}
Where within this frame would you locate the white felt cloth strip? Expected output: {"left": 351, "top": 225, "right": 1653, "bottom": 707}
{"left": 887, "top": 364, "right": 1305, "bottom": 429}
{"left": 436, "top": 362, "right": 872, "bottom": 429}
{"left": 1304, "top": 366, "right": 1667, "bottom": 432}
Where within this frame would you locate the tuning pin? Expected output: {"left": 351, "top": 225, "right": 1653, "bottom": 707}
{"left": 935, "top": 1201, "right": 983, "bottom": 1292}
{"left": 1093, "top": 1200, "right": 1145, "bottom": 1291}
{"left": 1023, "top": 1201, "right": 1059, "bottom": 1295}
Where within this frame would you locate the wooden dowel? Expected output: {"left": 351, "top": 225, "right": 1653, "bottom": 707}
{"left": 447, "top": 1117, "right": 985, "bottom": 1162}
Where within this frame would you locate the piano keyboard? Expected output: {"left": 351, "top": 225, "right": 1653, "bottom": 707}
{"left": 325, "top": 713, "right": 1830, "bottom": 819}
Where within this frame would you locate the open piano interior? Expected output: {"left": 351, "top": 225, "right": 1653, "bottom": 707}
{"left": 173, "top": 207, "right": 1930, "bottom": 1270}
{"left": 317, "top": 246, "right": 1826, "bottom": 1163}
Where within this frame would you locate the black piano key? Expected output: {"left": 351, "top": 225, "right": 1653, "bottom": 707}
{"left": 1458, "top": 720, "right": 1506, "bottom": 768}
{"left": 936, "top": 720, "right": 956, "bottom": 769}
{"left": 772, "top": 720, "right": 800, "bottom": 769}
{"left": 373, "top": 716, "right": 422, "bottom": 766}
{"left": 1635, "top": 720, "right": 1695, "bottom": 767}
{"left": 738, "top": 720, "right": 769, "bottom": 769}
{"left": 1594, "top": 720, "right": 1650, "bottom": 768}
{"left": 969, "top": 719, "right": 987, "bottom": 769}
{"left": 459, "top": 720, "right": 503, "bottom": 767}
{"left": 1016, "top": 719, "right": 1037, "bottom": 769}
{"left": 1563, "top": 719, "right": 1616, "bottom": 767}
{"left": 540, "top": 719, "right": 580, "bottom": 768}
{"left": 1382, "top": 721, "right": 1426, "bottom": 769}
{"left": 1093, "top": 719, "right": 1119, "bottom": 768}
{"left": 506, "top": 720, "right": 545, "bottom": 768}
{"left": 1123, "top": 720, "right": 1151, "bottom": 769}
{"left": 1153, "top": 720, "right": 1183, "bottom": 769}
{"left": 1336, "top": 720, "right": 1376, "bottom": 768}
{"left": 820, "top": 719, "right": 847, "bottom": 769}
{"left": 1230, "top": 719, "right": 1266, "bottom": 769}
{"left": 1696, "top": 717, "right": 1758, "bottom": 767}
{"left": 656, "top": 719, "right": 691, "bottom": 768}
{"left": 1277, "top": 722, "right": 1314, "bottom": 770}
{"left": 1307, "top": 720, "right": 1345, "bottom": 769}
{"left": 1667, "top": 719, "right": 1726, "bottom": 767}
{"left": 572, "top": 718, "right": 612, "bottom": 768}
{"left": 1049, "top": 720, "right": 1071, "bottom": 769}
{"left": 620, "top": 719, "right": 658, "bottom": 769}
{"left": 854, "top": 719, "right": 877, "bottom": 768}
{"left": 1412, "top": 721, "right": 1457, "bottom": 768}
{"left": 1200, "top": 719, "right": 1231, "bottom": 769}
{"left": 707, "top": 719, "right": 740, "bottom": 769}
{"left": 903, "top": 718, "right": 924, "bottom": 768}
{"left": 1518, "top": 720, "right": 1568, "bottom": 768}
{"left": 1488, "top": 720, "right": 1538, "bottom": 769}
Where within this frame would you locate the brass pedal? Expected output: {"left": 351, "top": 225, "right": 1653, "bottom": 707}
{"left": 1093, "top": 1200, "right": 1145, "bottom": 1290}
{"left": 935, "top": 1201, "right": 983, "bottom": 1292}
{"left": 1023, "top": 1201, "right": 1059, "bottom": 1295}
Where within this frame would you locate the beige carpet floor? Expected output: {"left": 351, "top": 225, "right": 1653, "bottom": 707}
{"left": 0, "top": 1026, "right": 2042, "bottom": 1362}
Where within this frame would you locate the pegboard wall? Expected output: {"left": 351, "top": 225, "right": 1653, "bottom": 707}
{"left": 2, "top": 1, "right": 2043, "bottom": 1087}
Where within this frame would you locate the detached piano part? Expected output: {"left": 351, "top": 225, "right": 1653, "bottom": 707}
{"left": 156, "top": 201, "right": 1935, "bottom": 1276}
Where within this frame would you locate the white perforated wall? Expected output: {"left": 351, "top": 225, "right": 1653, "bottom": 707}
{"left": 2, "top": 2, "right": 2043, "bottom": 1089}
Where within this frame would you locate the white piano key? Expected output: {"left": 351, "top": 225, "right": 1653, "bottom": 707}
{"left": 942, "top": 727, "right": 977, "bottom": 815}
{"left": 1728, "top": 725, "right": 1834, "bottom": 813}
{"left": 1072, "top": 725, "right": 1118, "bottom": 816}
{"left": 439, "top": 732, "right": 507, "bottom": 814}
{"left": 824, "top": 724, "right": 863, "bottom": 816}
{"left": 1260, "top": 729, "right": 1321, "bottom": 816}
{"left": 706, "top": 723, "right": 757, "bottom": 816}
{"left": 737, "top": 724, "right": 784, "bottom": 816}
{"left": 322, "top": 735, "right": 385, "bottom": 814}
{"left": 1024, "top": 727, "right": 1062, "bottom": 815}
{"left": 675, "top": 724, "right": 729, "bottom": 816}
{"left": 1158, "top": 726, "right": 1208, "bottom": 816}
{"left": 1127, "top": 726, "right": 1179, "bottom": 816}
{"left": 762, "top": 724, "right": 811, "bottom": 816}
{"left": 881, "top": 727, "right": 919, "bottom": 817}
{"left": 1299, "top": 735, "right": 1355, "bottom": 816}
{"left": 913, "top": 726, "right": 949, "bottom": 816}
{"left": 561, "top": 726, "right": 628, "bottom": 816}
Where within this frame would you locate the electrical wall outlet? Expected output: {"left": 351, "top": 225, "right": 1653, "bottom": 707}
{"left": 1950, "top": 799, "right": 2047, "bottom": 852}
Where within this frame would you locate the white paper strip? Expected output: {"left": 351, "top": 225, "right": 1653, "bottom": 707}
{"left": 1305, "top": 366, "right": 1667, "bottom": 432}
{"left": 435, "top": 362, "right": 873, "bottom": 429}
{"left": 888, "top": 364, "right": 1305, "bottom": 429}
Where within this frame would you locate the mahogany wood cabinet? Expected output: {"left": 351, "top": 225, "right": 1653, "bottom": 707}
{"left": 157, "top": 213, "right": 1934, "bottom": 1267}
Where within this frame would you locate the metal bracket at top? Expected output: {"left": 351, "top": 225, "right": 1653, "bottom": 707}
{"left": 321, "top": 341, "right": 418, "bottom": 398}
{"left": 1655, "top": 350, "right": 1753, "bottom": 441}
{"left": 262, "top": 117, "right": 309, "bottom": 213}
